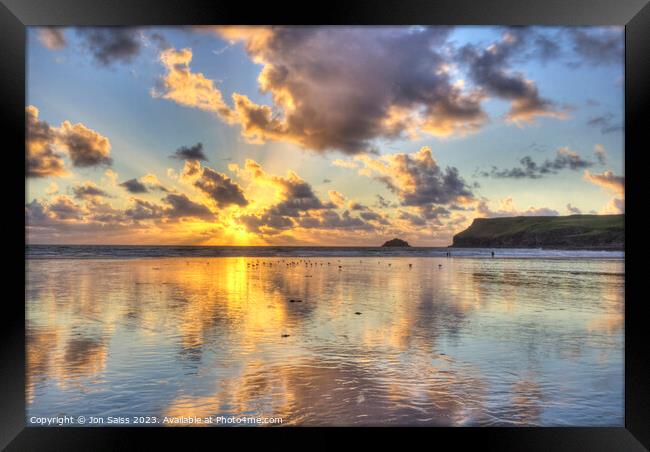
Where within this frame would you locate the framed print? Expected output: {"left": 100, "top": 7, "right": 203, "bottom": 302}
{"left": 2, "top": 0, "right": 649, "bottom": 449}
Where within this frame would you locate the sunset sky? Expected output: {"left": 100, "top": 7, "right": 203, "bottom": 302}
{"left": 26, "top": 26, "right": 625, "bottom": 246}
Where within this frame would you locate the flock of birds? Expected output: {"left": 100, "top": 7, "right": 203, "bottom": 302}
{"left": 241, "top": 258, "right": 445, "bottom": 270}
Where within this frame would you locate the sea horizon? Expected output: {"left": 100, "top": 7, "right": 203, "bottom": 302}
{"left": 25, "top": 243, "right": 625, "bottom": 260}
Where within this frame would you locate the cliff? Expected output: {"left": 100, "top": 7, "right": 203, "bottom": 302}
{"left": 451, "top": 214, "right": 624, "bottom": 250}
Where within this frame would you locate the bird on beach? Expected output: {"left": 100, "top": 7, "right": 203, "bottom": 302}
{"left": 438, "top": 264, "right": 443, "bottom": 268}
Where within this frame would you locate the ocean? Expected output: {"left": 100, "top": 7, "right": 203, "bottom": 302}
{"left": 25, "top": 244, "right": 624, "bottom": 260}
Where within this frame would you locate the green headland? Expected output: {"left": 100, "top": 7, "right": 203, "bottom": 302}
{"left": 451, "top": 214, "right": 624, "bottom": 250}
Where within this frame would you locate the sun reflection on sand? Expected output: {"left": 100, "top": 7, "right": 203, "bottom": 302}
{"left": 26, "top": 256, "right": 624, "bottom": 426}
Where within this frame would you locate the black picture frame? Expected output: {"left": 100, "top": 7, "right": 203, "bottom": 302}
{"left": 2, "top": 0, "right": 648, "bottom": 449}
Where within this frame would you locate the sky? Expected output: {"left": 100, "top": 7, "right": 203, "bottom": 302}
{"left": 25, "top": 26, "right": 625, "bottom": 246}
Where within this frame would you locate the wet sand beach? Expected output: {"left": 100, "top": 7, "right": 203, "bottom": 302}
{"left": 26, "top": 255, "right": 624, "bottom": 426}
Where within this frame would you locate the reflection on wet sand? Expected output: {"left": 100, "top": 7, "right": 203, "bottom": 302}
{"left": 26, "top": 257, "right": 624, "bottom": 426}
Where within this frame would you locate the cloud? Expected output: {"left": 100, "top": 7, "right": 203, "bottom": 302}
{"left": 103, "top": 169, "right": 119, "bottom": 186}
{"left": 331, "top": 159, "right": 359, "bottom": 169}
{"left": 587, "top": 113, "right": 623, "bottom": 134}
{"left": 72, "top": 181, "right": 111, "bottom": 199}
{"left": 297, "top": 210, "right": 373, "bottom": 231}
{"left": 355, "top": 146, "right": 474, "bottom": 207}
{"left": 601, "top": 197, "right": 624, "bottom": 214}
{"left": 476, "top": 197, "right": 559, "bottom": 218}
{"left": 93, "top": 193, "right": 212, "bottom": 222}
{"left": 359, "top": 210, "right": 389, "bottom": 225}
{"left": 458, "top": 30, "right": 569, "bottom": 124}
{"left": 583, "top": 170, "right": 624, "bottom": 215}
{"left": 583, "top": 170, "right": 624, "bottom": 196}
{"left": 170, "top": 142, "right": 209, "bottom": 161}
{"left": 481, "top": 147, "right": 594, "bottom": 179}
{"left": 58, "top": 121, "right": 112, "bottom": 167}
{"left": 37, "top": 28, "right": 67, "bottom": 50}
{"left": 76, "top": 28, "right": 142, "bottom": 66}
{"left": 162, "top": 193, "right": 214, "bottom": 219}
{"left": 47, "top": 195, "right": 86, "bottom": 220}
{"left": 140, "top": 173, "right": 169, "bottom": 192}
{"left": 123, "top": 198, "right": 164, "bottom": 220}
{"left": 26, "top": 106, "right": 67, "bottom": 178}
{"left": 155, "top": 48, "right": 236, "bottom": 120}
{"left": 593, "top": 144, "right": 607, "bottom": 165}
{"left": 375, "top": 194, "right": 397, "bottom": 209}
{"left": 193, "top": 166, "right": 248, "bottom": 208}
{"left": 119, "top": 178, "right": 149, "bottom": 193}
{"left": 398, "top": 205, "right": 450, "bottom": 227}
{"left": 568, "top": 27, "right": 623, "bottom": 66}
{"left": 26, "top": 105, "right": 113, "bottom": 177}
{"left": 231, "top": 159, "right": 347, "bottom": 234}
{"left": 328, "top": 190, "right": 346, "bottom": 208}
{"left": 398, "top": 210, "right": 427, "bottom": 226}
{"left": 566, "top": 203, "right": 581, "bottom": 214}
{"left": 119, "top": 174, "right": 168, "bottom": 194}
{"left": 348, "top": 201, "right": 368, "bottom": 211}
{"left": 157, "top": 26, "right": 489, "bottom": 154}
{"left": 45, "top": 182, "right": 59, "bottom": 195}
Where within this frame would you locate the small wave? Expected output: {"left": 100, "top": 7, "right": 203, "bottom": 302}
{"left": 25, "top": 244, "right": 624, "bottom": 260}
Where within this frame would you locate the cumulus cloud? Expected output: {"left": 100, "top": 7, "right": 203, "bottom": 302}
{"left": 298, "top": 210, "right": 373, "bottom": 231}
{"left": 398, "top": 205, "right": 450, "bottom": 227}
{"left": 568, "top": 27, "right": 623, "bottom": 66}
{"left": 76, "top": 28, "right": 142, "bottom": 66}
{"left": 26, "top": 106, "right": 112, "bottom": 178}
{"left": 123, "top": 198, "right": 163, "bottom": 220}
{"left": 155, "top": 47, "right": 236, "bottom": 120}
{"left": 355, "top": 146, "right": 474, "bottom": 207}
{"left": 58, "top": 121, "right": 112, "bottom": 167}
{"left": 37, "top": 28, "right": 67, "bottom": 50}
{"left": 26, "top": 106, "right": 67, "bottom": 178}
{"left": 72, "top": 181, "right": 111, "bottom": 199}
{"left": 161, "top": 193, "right": 214, "bottom": 219}
{"left": 191, "top": 167, "right": 248, "bottom": 208}
{"left": 583, "top": 170, "right": 624, "bottom": 196}
{"left": 119, "top": 174, "right": 168, "bottom": 194}
{"left": 47, "top": 195, "right": 86, "bottom": 220}
{"left": 476, "top": 197, "right": 559, "bottom": 218}
{"left": 481, "top": 147, "right": 594, "bottom": 179}
{"left": 458, "top": 30, "right": 569, "bottom": 124}
{"left": 230, "top": 159, "right": 371, "bottom": 235}
{"left": 119, "top": 178, "right": 149, "bottom": 193}
{"left": 157, "top": 26, "right": 489, "bottom": 154}
{"left": 359, "top": 210, "right": 389, "bottom": 225}
{"left": 582, "top": 170, "right": 624, "bottom": 215}
{"left": 170, "top": 142, "right": 209, "bottom": 161}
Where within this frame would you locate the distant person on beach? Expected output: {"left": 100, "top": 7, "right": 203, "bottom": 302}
{"left": 491, "top": 251, "right": 495, "bottom": 258}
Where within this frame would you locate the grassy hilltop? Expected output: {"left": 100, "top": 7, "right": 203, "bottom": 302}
{"left": 451, "top": 214, "right": 624, "bottom": 250}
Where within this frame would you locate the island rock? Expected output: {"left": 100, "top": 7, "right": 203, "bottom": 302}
{"left": 382, "top": 238, "right": 410, "bottom": 247}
